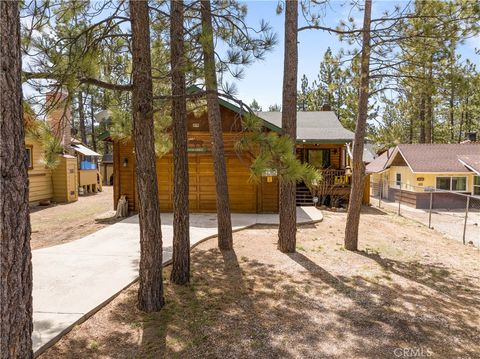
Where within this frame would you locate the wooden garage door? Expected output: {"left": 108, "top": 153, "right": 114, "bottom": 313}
{"left": 156, "top": 154, "right": 257, "bottom": 213}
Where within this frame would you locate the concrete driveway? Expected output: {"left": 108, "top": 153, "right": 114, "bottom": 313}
{"left": 32, "top": 207, "right": 322, "bottom": 356}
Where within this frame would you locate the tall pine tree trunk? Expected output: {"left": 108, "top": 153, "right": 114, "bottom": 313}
{"left": 449, "top": 88, "right": 455, "bottom": 142}
{"left": 78, "top": 91, "right": 87, "bottom": 144}
{"left": 90, "top": 93, "right": 96, "bottom": 151}
{"left": 200, "top": 0, "right": 233, "bottom": 250}
{"left": 458, "top": 107, "right": 464, "bottom": 143}
{"left": 278, "top": 0, "right": 298, "bottom": 253}
{"left": 425, "top": 95, "right": 433, "bottom": 144}
{"left": 344, "top": 0, "right": 372, "bottom": 251}
{"left": 419, "top": 96, "right": 426, "bottom": 143}
{"left": 130, "top": 0, "right": 165, "bottom": 312}
{"left": 170, "top": 0, "right": 190, "bottom": 284}
{"left": 425, "top": 59, "right": 433, "bottom": 144}
{"left": 0, "top": 1, "right": 34, "bottom": 357}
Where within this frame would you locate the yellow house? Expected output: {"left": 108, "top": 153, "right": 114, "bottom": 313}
{"left": 26, "top": 134, "right": 78, "bottom": 205}
{"left": 367, "top": 143, "right": 480, "bottom": 209}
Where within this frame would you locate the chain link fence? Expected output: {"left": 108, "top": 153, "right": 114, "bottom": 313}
{"left": 370, "top": 179, "right": 480, "bottom": 247}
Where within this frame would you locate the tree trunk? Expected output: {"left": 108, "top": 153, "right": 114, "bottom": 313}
{"left": 0, "top": 1, "right": 34, "bottom": 357}
{"left": 278, "top": 0, "right": 298, "bottom": 253}
{"left": 458, "top": 107, "right": 464, "bottom": 143}
{"left": 200, "top": 0, "right": 233, "bottom": 250}
{"left": 170, "top": 0, "right": 190, "bottom": 284}
{"left": 449, "top": 87, "right": 455, "bottom": 142}
{"left": 465, "top": 95, "right": 470, "bottom": 134}
{"left": 344, "top": 0, "right": 372, "bottom": 252}
{"left": 425, "top": 59, "right": 433, "bottom": 144}
{"left": 90, "top": 93, "right": 96, "bottom": 151}
{"left": 78, "top": 91, "right": 87, "bottom": 144}
{"left": 419, "top": 96, "right": 426, "bottom": 143}
{"left": 425, "top": 94, "right": 433, "bottom": 144}
{"left": 130, "top": 0, "right": 165, "bottom": 312}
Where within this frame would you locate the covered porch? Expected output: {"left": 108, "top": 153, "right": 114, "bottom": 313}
{"left": 295, "top": 143, "right": 352, "bottom": 207}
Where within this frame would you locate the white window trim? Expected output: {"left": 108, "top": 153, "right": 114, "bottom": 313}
{"left": 435, "top": 176, "right": 468, "bottom": 192}
{"left": 473, "top": 176, "right": 480, "bottom": 195}
{"left": 395, "top": 173, "right": 402, "bottom": 188}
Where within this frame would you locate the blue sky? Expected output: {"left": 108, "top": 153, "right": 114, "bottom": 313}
{"left": 229, "top": 0, "right": 480, "bottom": 110}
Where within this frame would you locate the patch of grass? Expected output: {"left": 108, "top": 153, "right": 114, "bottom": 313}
{"left": 87, "top": 340, "right": 98, "bottom": 351}
{"left": 296, "top": 245, "right": 306, "bottom": 252}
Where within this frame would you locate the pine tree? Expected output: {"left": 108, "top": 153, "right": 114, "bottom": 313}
{"left": 278, "top": 0, "right": 298, "bottom": 253}
{"left": 130, "top": 0, "right": 165, "bottom": 312}
{"left": 249, "top": 99, "right": 262, "bottom": 112}
{"left": 344, "top": 0, "right": 372, "bottom": 251}
{"left": 1, "top": 1, "right": 33, "bottom": 356}
{"left": 170, "top": 0, "right": 190, "bottom": 284}
{"left": 200, "top": 0, "right": 233, "bottom": 250}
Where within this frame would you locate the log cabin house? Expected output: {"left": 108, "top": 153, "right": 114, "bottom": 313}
{"left": 109, "top": 95, "right": 369, "bottom": 213}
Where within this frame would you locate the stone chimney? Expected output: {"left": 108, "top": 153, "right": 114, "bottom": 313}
{"left": 46, "top": 90, "right": 71, "bottom": 151}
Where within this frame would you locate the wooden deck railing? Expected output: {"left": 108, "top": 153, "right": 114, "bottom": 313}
{"left": 317, "top": 169, "right": 350, "bottom": 187}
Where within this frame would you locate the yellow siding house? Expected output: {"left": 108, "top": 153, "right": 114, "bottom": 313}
{"left": 367, "top": 143, "right": 480, "bottom": 209}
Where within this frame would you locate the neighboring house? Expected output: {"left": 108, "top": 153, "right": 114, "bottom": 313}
{"left": 25, "top": 90, "right": 102, "bottom": 205}
{"left": 106, "top": 93, "right": 369, "bottom": 213}
{"left": 366, "top": 143, "right": 480, "bottom": 209}
{"left": 71, "top": 138, "right": 102, "bottom": 193}
{"left": 25, "top": 133, "right": 78, "bottom": 205}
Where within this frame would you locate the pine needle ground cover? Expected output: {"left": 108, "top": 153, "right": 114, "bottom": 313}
{"left": 43, "top": 209, "right": 479, "bottom": 358}
{"left": 30, "top": 187, "right": 118, "bottom": 249}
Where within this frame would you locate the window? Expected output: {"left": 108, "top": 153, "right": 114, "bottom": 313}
{"left": 436, "top": 176, "right": 467, "bottom": 191}
{"left": 26, "top": 146, "right": 33, "bottom": 169}
{"left": 436, "top": 177, "right": 450, "bottom": 190}
{"left": 474, "top": 176, "right": 480, "bottom": 196}
{"left": 395, "top": 173, "right": 401, "bottom": 187}
{"left": 308, "top": 149, "right": 330, "bottom": 168}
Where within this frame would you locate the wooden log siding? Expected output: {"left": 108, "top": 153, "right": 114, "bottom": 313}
{"left": 297, "top": 144, "right": 344, "bottom": 169}
{"left": 114, "top": 129, "right": 276, "bottom": 213}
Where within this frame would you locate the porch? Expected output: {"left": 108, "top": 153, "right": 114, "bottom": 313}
{"left": 295, "top": 144, "right": 351, "bottom": 206}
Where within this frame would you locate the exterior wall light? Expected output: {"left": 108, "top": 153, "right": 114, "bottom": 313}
{"left": 123, "top": 158, "right": 128, "bottom": 167}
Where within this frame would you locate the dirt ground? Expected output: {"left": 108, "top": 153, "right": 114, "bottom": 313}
{"left": 31, "top": 186, "right": 118, "bottom": 250}
{"left": 42, "top": 207, "right": 480, "bottom": 359}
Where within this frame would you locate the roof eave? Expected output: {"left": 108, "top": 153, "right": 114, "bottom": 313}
{"left": 296, "top": 139, "right": 352, "bottom": 144}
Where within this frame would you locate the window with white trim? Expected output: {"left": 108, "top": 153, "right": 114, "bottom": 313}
{"left": 474, "top": 176, "right": 480, "bottom": 196}
{"left": 395, "top": 173, "right": 401, "bottom": 187}
{"left": 435, "top": 176, "right": 467, "bottom": 191}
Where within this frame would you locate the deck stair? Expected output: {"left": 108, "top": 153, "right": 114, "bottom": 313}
{"left": 296, "top": 182, "right": 315, "bottom": 206}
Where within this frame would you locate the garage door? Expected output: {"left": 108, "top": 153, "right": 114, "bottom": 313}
{"left": 156, "top": 154, "right": 257, "bottom": 213}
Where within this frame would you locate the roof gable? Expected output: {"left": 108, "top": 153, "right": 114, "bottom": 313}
{"left": 366, "top": 147, "right": 395, "bottom": 173}
{"left": 395, "top": 143, "right": 480, "bottom": 173}
{"left": 370, "top": 143, "right": 480, "bottom": 174}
